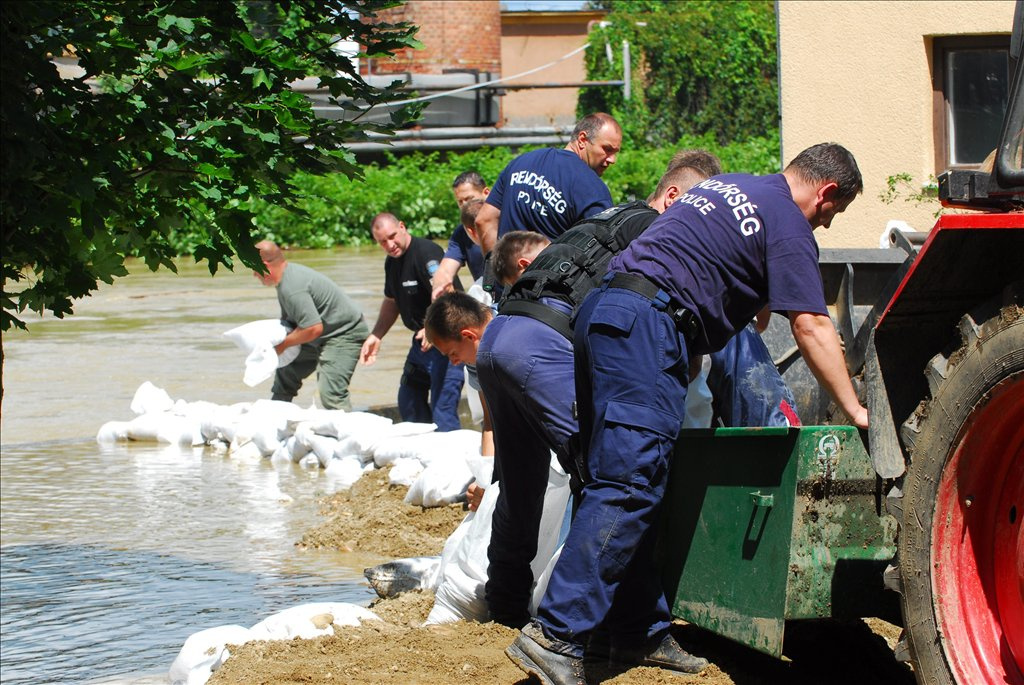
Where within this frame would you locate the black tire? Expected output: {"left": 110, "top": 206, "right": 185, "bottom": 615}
{"left": 897, "top": 283, "right": 1024, "bottom": 685}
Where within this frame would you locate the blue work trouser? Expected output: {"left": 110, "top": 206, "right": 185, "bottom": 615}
{"left": 535, "top": 284, "right": 689, "bottom": 653}
{"left": 708, "top": 323, "right": 800, "bottom": 427}
{"left": 397, "top": 335, "right": 464, "bottom": 432}
{"left": 271, "top": 325, "right": 367, "bottom": 411}
{"left": 476, "top": 310, "right": 577, "bottom": 628}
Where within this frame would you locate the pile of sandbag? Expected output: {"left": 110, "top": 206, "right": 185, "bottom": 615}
{"left": 96, "top": 382, "right": 480, "bottom": 499}
{"left": 169, "top": 602, "right": 379, "bottom": 685}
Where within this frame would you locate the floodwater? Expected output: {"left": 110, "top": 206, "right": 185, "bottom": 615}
{"left": 0, "top": 247, "right": 434, "bottom": 684}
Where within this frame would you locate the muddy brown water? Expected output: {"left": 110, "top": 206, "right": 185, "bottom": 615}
{"left": 0, "top": 247, "right": 437, "bottom": 684}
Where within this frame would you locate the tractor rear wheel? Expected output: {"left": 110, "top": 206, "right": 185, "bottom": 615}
{"left": 898, "top": 284, "right": 1024, "bottom": 685}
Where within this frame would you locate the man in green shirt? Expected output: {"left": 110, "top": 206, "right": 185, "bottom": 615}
{"left": 254, "top": 240, "right": 369, "bottom": 410}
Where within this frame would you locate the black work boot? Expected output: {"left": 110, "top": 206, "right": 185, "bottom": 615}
{"left": 609, "top": 632, "right": 709, "bottom": 674}
{"left": 506, "top": 621, "right": 587, "bottom": 685}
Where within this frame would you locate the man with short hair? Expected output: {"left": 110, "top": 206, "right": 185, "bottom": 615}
{"left": 478, "top": 156, "right": 715, "bottom": 633}
{"left": 253, "top": 240, "right": 368, "bottom": 410}
{"left": 492, "top": 231, "right": 551, "bottom": 287}
{"left": 475, "top": 113, "right": 622, "bottom": 255}
{"left": 431, "top": 171, "right": 490, "bottom": 300}
{"left": 359, "top": 213, "right": 464, "bottom": 431}
{"left": 509, "top": 143, "right": 868, "bottom": 685}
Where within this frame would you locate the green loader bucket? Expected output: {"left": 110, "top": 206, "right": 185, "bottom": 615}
{"left": 657, "top": 426, "right": 898, "bottom": 658}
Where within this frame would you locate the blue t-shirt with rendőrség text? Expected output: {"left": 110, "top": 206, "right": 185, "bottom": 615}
{"left": 611, "top": 173, "right": 827, "bottom": 355}
{"left": 486, "top": 148, "right": 612, "bottom": 241}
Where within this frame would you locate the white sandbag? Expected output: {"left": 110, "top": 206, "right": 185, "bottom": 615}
{"left": 528, "top": 455, "right": 571, "bottom": 598}
{"left": 682, "top": 357, "right": 714, "bottom": 429}
{"left": 530, "top": 544, "right": 563, "bottom": 617}
{"left": 298, "top": 454, "right": 320, "bottom": 469}
{"left": 208, "top": 439, "right": 229, "bottom": 454}
{"left": 96, "top": 420, "right": 131, "bottom": 443}
{"left": 288, "top": 408, "right": 347, "bottom": 437}
{"left": 332, "top": 435, "right": 373, "bottom": 464}
{"left": 308, "top": 434, "right": 341, "bottom": 468}
{"left": 130, "top": 381, "right": 174, "bottom": 416}
{"left": 200, "top": 402, "right": 251, "bottom": 443}
{"left": 275, "top": 435, "right": 309, "bottom": 463}
{"left": 388, "top": 457, "right": 425, "bottom": 487}
{"left": 324, "top": 457, "right": 365, "bottom": 491}
{"left": 228, "top": 438, "right": 264, "bottom": 461}
{"left": 168, "top": 624, "right": 253, "bottom": 685}
{"left": 425, "top": 483, "right": 500, "bottom": 625}
{"left": 223, "top": 319, "right": 301, "bottom": 387}
{"left": 357, "top": 421, "right": 435, "bottom": 456}
{"left": 248, "top": 602, "right": 379, "bottom": 641}
{"left": 126, "top": 413, "right": 204, "bottom": 446}
{"left": 415, "top": 430, "right": 483, "bottom": 467}
{"left": 364, "top": 556, "right": 443, "bottom": 599}
{"left": 286, "top": 408, "right": 390, "bottom": 442}
{"left": 465, "top": 455, "right": 494, "bottom": 486}
{"left": 372, "top": 429, "right": 479, "bottom": 468}
{"left": 427, "top": 454, "right": 571, "bottom": 625}
{"left": 404, "top": 457, "right": 474, "bottom": 508}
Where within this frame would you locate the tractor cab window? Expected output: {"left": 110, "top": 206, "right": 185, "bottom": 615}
{"left": 933, "top": 35, "right": 1010, "bottom": 172}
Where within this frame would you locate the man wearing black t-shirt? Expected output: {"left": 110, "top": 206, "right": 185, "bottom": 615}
{"left": 360, "top": 213, "right": 465, "bottom": 431}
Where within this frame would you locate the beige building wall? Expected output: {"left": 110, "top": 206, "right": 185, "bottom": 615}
{"left": 500, "top": 10, "right": 606, "bottom": 127}
{"left": 778, "top": 1, "right": 1014, "bottom": 248}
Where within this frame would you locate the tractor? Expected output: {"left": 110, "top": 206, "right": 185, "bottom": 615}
{"left": 659, "top": 9, "right": 1024, "bottom": 685}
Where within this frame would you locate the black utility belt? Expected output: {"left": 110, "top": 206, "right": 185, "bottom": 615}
{"left": 607, "top": 272, "right": 700, "bottom": 342}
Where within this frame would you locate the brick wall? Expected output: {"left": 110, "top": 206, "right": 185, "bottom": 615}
{"left": 367, "top": 0, "right": 502, "bottom": 75}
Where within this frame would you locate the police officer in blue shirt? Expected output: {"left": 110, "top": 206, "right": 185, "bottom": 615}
{"left": 431, "top": 171, "right": 489, "bottom": 300}
{"left": 475, "top": 113, "right": 622, "bottom": 256}
{"left": 507, "top": 143, "right": 869, "bottom": 684}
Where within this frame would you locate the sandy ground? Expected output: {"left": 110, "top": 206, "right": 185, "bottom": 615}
{"left": 209, "top": 468, "right": 915, "bottom": 685}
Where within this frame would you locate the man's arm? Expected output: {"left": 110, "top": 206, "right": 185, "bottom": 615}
{"left": 476, "top": 202, "right": 501, "bottom": 255}
{"left": 431, "top": 257, "right": 462, "bottom": 300}
{"left": 359, "top": 297, "right": 400, "bottom": 365}
{"left": 789, "top": 311, "right": 868, "bottom": 428}
{"left": 274, "top": 322, "right": 323, "bottom": 355}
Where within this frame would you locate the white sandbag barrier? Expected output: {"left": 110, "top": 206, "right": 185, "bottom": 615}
{"left": 98, "top": 382, "right": 485, "bottom": 497}
{"left": 169, "top": 603, "right": 380, "bottom": 685}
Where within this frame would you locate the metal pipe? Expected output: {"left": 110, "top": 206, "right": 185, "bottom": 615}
{"left": 344, "top": 136, "right": 568, "bottom": 152}
{"left": 623, "top": 40, "right": 631, "bottom": 101}
{"left": 354, "top": 126, "right": 573, "bottom": 140}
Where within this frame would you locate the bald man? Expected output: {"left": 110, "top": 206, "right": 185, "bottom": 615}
{"left": 253, "top": 241, "right": 368, "bottom": 410}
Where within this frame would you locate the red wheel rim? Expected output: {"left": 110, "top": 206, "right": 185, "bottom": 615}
{"left": 933, "top": 371, "right": 1024, "bottom": 685}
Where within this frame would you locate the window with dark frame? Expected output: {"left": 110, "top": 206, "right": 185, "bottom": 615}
{"left": 933, "top": 35, "right": 1010, "bottom": 173}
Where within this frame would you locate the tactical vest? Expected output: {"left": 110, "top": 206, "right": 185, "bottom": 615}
{"left": 498, "top": 200, "right": 657, "bottom": 339}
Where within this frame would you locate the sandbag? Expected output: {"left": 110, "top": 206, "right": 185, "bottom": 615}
{"left": 96, "top": 421, "right": 131, "bottom": 443}
{"left": 426, "top": 453, "right": 570, "bottom": 625}
{"left": 247, "top": 602, "right": 379, "bottom": 641}
{"left": 372, "top": 429, "right": 480, "bottom": 468}
{"left": 323, "top": 457, "right": 366, "bottom": 491}
{"left": 168, "top": 624, "right": 253, "bottom": 685}
{"left": 404, "top": 457, "right": 474, "bottom": 508}
{"left": 388, "top": 456, "right": 425, "bottom": 487}
{"left": 425, "top": 483, "right": 499, "bottom": 625}
{"left": 222, "top": 319, "right": 301, "bottom": 387}
{"left": 131, "top": 381, "right": 174, "bottom": 416}
{"left": 364, "top": 556, "right": 442, "bottom": 599}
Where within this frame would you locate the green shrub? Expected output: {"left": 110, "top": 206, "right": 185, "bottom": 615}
{"left": 169, "top": 133, "right": 779, "bottom": 252}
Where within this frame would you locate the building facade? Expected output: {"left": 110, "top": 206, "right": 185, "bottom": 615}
{"left": 778, "top": 0, "right": 1015, "bottom": 247}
